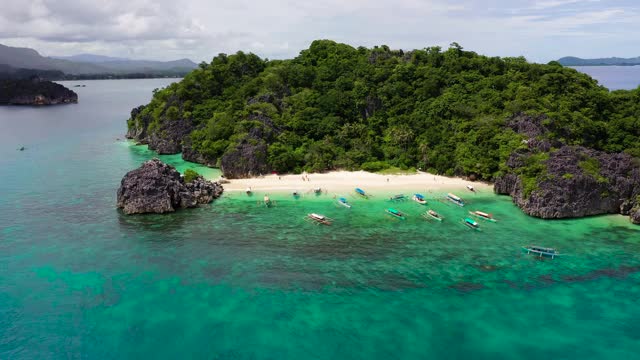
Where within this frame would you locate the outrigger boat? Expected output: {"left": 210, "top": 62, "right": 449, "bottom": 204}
{"left": 523, "top": 245, "right": 561, "bottom": 259}
{"left": 423, "top": 209, "right": 443, "bottom": 221}
{"left": 466, "top": 185, "right": 476, "bottom": 193}
{"left": 462, "top": 217, "right": 480, "bottom": 230}
{"left": 245, "top": 187, "right": 252, "bottom": 195}
{"left": 446, "top": 193, "right": 465, "bottom": 207}
{"left": 306, "top": 213, "right": 332, "bottom": 225}
{"left": 355, "top": 187, "right": 369, "bottom": 199}
{"left": 337, "top": 197, "right": 352, "bottom": 208}
{"left": 389, "top": 194, "right": 408, "bottom": 202}
{"left": 412, "top": 193, "right": 427, "bottom": 205}
{"left": 385, "top": 208, "right": 406, "bottom": 220}
{"left": 469, "top": 210, "right": 497, "bottom": 222}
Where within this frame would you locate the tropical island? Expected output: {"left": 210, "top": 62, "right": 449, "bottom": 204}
{"left": 558, "top": 56, "right": 640, "bottom": 66}
{"left": 0, "top": 76, "right": 77, "bottom": 105}
{"left": 125, "top": 40, "right": 640, "bottom": 223}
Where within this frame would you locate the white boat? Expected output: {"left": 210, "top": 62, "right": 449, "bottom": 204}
{"left": 467, "top": 185, "right": 475, "bottom": 192}
{"left": 412, "top": 193, "right": 427, "bottom": 205}
{"left": 337, "top": 197, "right": 351, "bottom": 208}
{"left": 307, "top": 213, "right": 332, "bottom": 225}
{"left": 446, "top": 193, "right": 465, "bottom": 206}
{"left": 469, "top": 210, "right": 497, "bottom": 222}
{"left": 245, "top": 187, "right": 252, "bottom": 195}
{"left": 423, "top": 209, "right": 443, "bottom": 221}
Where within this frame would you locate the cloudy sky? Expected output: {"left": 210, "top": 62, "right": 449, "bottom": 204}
{"left": 1, "top": 0, "right": 639, "bottom": 63}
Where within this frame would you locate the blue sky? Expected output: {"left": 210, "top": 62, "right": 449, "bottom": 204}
{"left": 0, "top": 0, "right": 638, "bottom": 62}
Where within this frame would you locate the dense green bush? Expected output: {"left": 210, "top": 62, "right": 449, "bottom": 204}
{"left": 183, "top": 169, "right": 200, "bottom": 183}
{"left": 129, "top": 40, "right": 640, "bottom": 179}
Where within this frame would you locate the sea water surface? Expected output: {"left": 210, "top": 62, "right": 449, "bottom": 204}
{"left": 572, "top": 65, "right": 640, "bottom": 90}
{"left": 1, "top": 79, "right": 639, "bottom": 359}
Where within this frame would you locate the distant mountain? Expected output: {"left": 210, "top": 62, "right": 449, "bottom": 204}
{"left": 558, "top": 56, "right": 640, "bottom": 66}
{"left": 52, "top": 54, "right": 198, "bottom": 73}
{"left": 0, "top": 44, "right": 106, "bottom": 74}
{"left": 0, "top": 44, "right": 198, "bottom": 75}
{"left": 51, "top": 54, "right": 130, "bottom": 63}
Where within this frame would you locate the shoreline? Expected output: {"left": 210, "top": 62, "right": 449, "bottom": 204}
{"left": 214, "top": 170, "right": 492, "bottom": 195}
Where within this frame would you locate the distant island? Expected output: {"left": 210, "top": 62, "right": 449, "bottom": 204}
{"left": 558, "top": 56, "right": 640, "bottom": 66}
{"left": 0, "top": 43, "right": 198, "bottom": 79}
{"left": 0, "top": 76, "right": 77, "bottom": 105}
{"left": 125, "top": 40, "right": 640, "bottom": 223}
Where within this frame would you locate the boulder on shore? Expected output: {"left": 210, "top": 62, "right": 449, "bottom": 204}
{"left": 116, "top": 158, "right": 223, "bottom": 215}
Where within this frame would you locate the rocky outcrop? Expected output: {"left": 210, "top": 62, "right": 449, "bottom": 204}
{"left": 0, "top": 78, "right": 77, "bottom": 105}
{"left": 147, "top": 117, "right": 194, "bottom": 154}
{"left": 220, "top": 140, "right": 270, "bottom": 179}
{"left": 495, "top": 114, "right": 640, "bottom": 222}
{"left": 116, "top": 159, "right": 223, "bottom": 215}
{"left": 126, "top": 105, "right": 150, "bottom": 141}
{"left": 631, "top": 204, "right": 640, "bottom": 224}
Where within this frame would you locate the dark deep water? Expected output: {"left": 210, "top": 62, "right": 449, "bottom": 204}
{"left": 0, "top": 79, "right": 639, "bottom": 359}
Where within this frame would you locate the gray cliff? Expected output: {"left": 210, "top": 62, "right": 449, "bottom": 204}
{"left": 116, "top": 159, "right": 223, "bottom": 215}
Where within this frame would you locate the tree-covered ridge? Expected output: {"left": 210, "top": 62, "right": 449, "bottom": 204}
{"left": 127, "top": 40, "right": 640, "bottom": 180}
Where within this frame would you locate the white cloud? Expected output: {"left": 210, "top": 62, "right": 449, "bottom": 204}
{"left": 0, "top": 0, "right": 639, "bottom": 62}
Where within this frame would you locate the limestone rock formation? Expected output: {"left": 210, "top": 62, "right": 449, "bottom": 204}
{"left": 116, "top": 159, "right": 223, "bottom": 215}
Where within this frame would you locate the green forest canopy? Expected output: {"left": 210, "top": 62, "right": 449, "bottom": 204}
{"left": 129, "top": 40, "right": 640, "bottom": 180}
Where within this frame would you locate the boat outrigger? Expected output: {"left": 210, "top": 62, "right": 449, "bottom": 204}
{"left": 412, "top": 193, "right": 427, "bottom": 205}
{"left": 469, "top": 211, "right": 497, "bottom": 222}
{"left": 423, "top": 209, "right": 443, "bottom": 221}
{"left": 446, "top": 193, "right": 465, "bottom": 207}
{"left": 385, "top": 208, "right": 406, "bottom": 220}
{"left": 523, "top": 245, "right": 561, "bottom": 259}
{"left": 462, "top": 217, "right": 480, "bottom": 230}
{"left": 355, "top": 188, "right": 369, "bottom": 199}
{"left": 337, "top": 197, "right": 352, "bottom": 208}
{"left": 306, "top": 213, "right": 332, "bottom": 225}
{"left": 389, "top": 194, "right": 408, "bottom": 202}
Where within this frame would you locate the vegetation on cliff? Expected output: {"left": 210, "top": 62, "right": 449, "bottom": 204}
{"left": 127, "top": 40, "right": 639, "bottom": 182}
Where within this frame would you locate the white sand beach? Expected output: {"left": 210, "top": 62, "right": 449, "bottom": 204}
{"left": 217, "top": 170, "right": 492, "bottom": 194}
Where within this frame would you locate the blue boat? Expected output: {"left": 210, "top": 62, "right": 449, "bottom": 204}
{"left": 337, "top": 197, "right": 351, "bottom": 208}
{"left": 386, "top": 208, "right": 406, "bottom": 220}
{"left": 355, "top": 188, "right": 368, "bottom": 198}
{"left": 412, "top": 193, "right": 427, "bottom": 205}
{"left": 462, "top": 217, "right": 480, "bottom": 230}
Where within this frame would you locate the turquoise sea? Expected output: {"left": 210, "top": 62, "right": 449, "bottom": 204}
{"left": 1, "top": 79, "right": 639, "bottom": 359}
